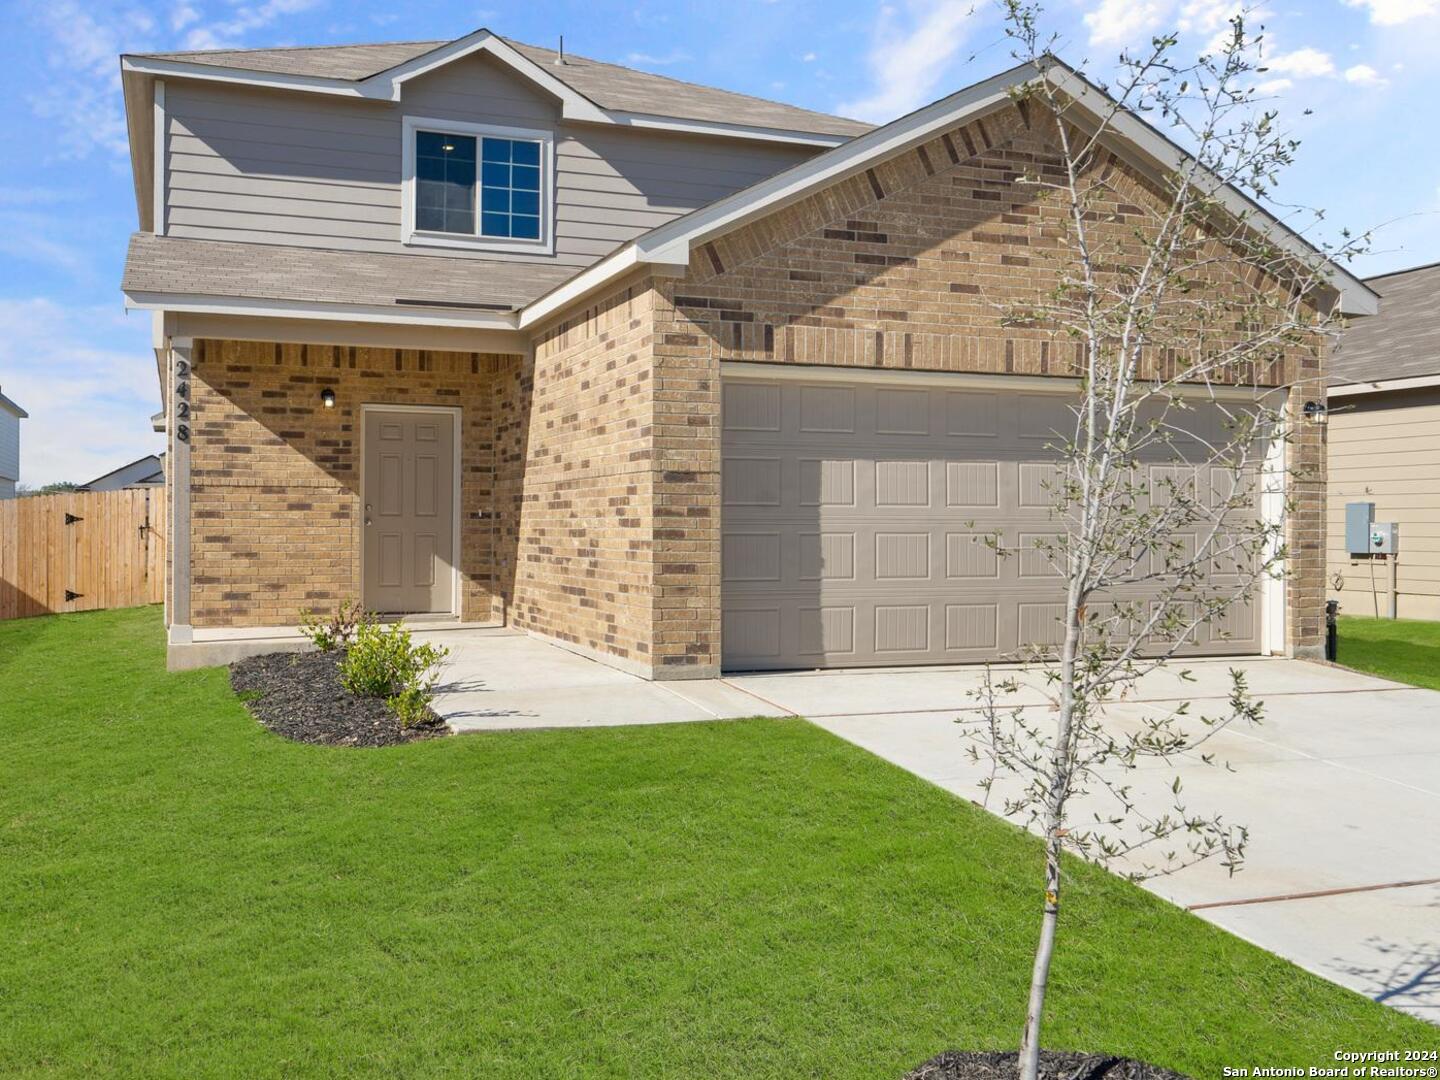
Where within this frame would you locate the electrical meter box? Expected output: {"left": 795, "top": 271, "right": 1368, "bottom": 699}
{"left": 1370, "top": 522, "right": 1398, "bottom": 555}
{"left": 1345, "top": 502, "right": 1375, "bottom": 555}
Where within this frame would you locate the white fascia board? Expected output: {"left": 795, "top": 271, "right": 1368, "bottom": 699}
{"left": 604, "top": 111, "right": 853, "bottom": 148}
{"left": 124, "top": 291, "right": 521, "bottom": 331}
{"left": 1041, "top": 65, "right": 1378, "bottom": 318}
{"left": 121, "top": 45, "right": 851, "bottom": 145}
{"left": 631, "top": 65, "right": 1031, "bottom": 264}
{"left": 371, "top": 30, "right": 609, "bottom": 120}
{"left": 518, "top": 246, "right": 646, "bottom": 330}
{"left": 519, "top": 64, "right": 1033, "bottom": 328}
{"left": 121, "top": 55, "right": 381, "bottom": 98}
{"left": 1329, "top": 372, "right": 1440, "bottom": 397}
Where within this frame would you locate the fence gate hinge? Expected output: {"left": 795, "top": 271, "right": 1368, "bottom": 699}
{"left": 64, "top": 513, "right": 83, "bottom": 525}
{"left": 64, "top": 590, "right": 81, "bottom": 602}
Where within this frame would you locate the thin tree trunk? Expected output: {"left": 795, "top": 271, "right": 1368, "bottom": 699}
{"left": 1019, "top": 827, "right": 1062, "bottom": 1079}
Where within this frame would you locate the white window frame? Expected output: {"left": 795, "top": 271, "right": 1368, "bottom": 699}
{"left": 400, "top": 115, "right": 555, "bottom": 255}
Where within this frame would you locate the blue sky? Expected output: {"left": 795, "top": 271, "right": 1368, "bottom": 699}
{"left": 1, "top": 0, "right": 1436, "bottom": 485}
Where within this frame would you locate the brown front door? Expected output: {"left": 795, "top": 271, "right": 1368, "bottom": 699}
{"left": 363, "top": 408, "right": 456, "bottom": 615}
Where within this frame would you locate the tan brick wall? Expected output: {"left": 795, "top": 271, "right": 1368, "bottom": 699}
{"left": 508, "top": 281, "right": 660, "bottom": 672}
{"left": 187, "top": 339, "right": 519, "bottom": 628}
{"left": 641, "top": 101, "right": 1328, "bottom": 665}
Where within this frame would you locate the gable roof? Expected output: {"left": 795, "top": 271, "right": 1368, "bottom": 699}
{"left": 1330, "top": 261, "right": 1440, "bottom": 389}
{"left": 0, "top": 387, "right": 26, "bottom": 419}
{"left": 123, "top": 30, "right": 870, "bottom": 141}
{"left": 521, "top": 57, "right": 1377, "bottom": 327}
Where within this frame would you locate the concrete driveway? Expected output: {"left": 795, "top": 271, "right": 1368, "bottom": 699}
{"left": 423, "top": 629, "right": 1439, "bottom": 1021}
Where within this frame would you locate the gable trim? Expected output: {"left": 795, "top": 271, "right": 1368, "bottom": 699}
{"left": 119, "top": 35, "right": 855, "bottom": 147}
{"left": 520, "top": 59, "right": 1377, "bottom": 328}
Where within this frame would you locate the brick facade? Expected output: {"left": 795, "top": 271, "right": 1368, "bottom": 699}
{"left": 172, "top": 102, "right": 1329, "bottom": 667}
{"left": 186, "top": 339, "right": 520, "bottom": 627}
{"left": 507, "top": 280, "right": 661, "bottom": 673}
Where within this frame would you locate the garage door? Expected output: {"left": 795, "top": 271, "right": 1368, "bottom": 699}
{"left": 720, "top": 375, "right": 1262, "bottom": 671}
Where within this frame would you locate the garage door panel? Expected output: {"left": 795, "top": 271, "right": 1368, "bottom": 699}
{"left": 721, "top": 377, "right": 1262, "bottom": 670}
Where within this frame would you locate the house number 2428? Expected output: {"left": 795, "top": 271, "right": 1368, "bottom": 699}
{"left": 174, "top": 356, "right": 191, "bottom": 443}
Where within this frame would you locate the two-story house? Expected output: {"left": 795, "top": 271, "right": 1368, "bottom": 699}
{"left": 119, "top": 29, "right": 1375, "bottom": 673}
{"left": 0, "top": 386, "right": 26, "bottom": 499}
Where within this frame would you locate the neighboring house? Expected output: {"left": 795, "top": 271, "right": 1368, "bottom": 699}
{"left": 1327, "top": 262, "right": 1440, "bottom": 620}
{"left": 79, "top": 454, "right": 166, "bottom": 492}
{"left": 0, "top": 386, "right": 26, "bottom": 500}
{"left": 118, "top": 29, "right": 1375, "bottom": 673}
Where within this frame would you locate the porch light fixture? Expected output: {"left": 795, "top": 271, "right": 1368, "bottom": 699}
{"left": 320, "top": 387, "right": 336, "bottom": 409}
{"left": 1302, "top": 400, "right": 1327, "bottom": 424}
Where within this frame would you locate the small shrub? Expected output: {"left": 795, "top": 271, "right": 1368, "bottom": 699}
{"left": 298, "top": 600, "right": 368, "bottom": 652}
{"left": 340, "top": 620, "right": 449, "bottom": 727}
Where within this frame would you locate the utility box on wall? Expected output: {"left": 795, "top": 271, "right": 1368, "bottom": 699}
{"left": 1345, "top": 502, "right": 1375, "bottom": 555}
{"left": 1370, "top": 522, "right": 1399, "bottom": 555}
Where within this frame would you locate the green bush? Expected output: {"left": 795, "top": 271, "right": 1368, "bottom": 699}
{"left": 298, "top": 600, "right": 369, "bottom": 652}
{"left": 340, "top": 620, "right": 449, "bottom": 727}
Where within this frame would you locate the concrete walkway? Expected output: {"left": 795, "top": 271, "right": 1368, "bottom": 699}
{"left": 421, "top": 629, "right": 1439, "bottom": 1021}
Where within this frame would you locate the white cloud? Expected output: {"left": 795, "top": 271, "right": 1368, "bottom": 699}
{"left": 1344, "top": 62, "right": 1388, "bottom": 86}
{"left": 1254, "top": 77, "right": 1294, "bottom": 94}
{"left": 1342, "top": 0, "right": 1437, "bottom": 25}
{"left": 1263, "top": 46, "right": 1336, "bottom": 78}
{"left": 801, "top": 51, "right": 817, "bottom": 62}
{"left": 1084, "top": 0, "right": 1171, "bottom": 46}
{"left": 624, "top": 49, "right": 691, "bottom": 66}
{"left": 836, "top": 0, "right": 979, "bottom": 123}
{"left": 0, "top": 299, "right": 162, "bottom": 487}
{"left": 171, "top": 4, "right": 201, "bottom": 32}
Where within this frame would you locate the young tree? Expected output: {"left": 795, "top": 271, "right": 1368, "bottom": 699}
{"left": 967, "top": 6, "right": 1364, "bottom": 1075}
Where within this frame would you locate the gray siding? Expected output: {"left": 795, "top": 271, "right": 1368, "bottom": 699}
{"left": 163, "top": 53, "right": 815, "bottom": 268}
{"left": 0, "top": 411, "right": 19, "bottom": 486}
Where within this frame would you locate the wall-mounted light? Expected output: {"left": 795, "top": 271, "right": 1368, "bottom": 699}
{"left": 1302, "top": 400, "right": 1327, "bottom": 424}
{"left": 320, "top": 387, "right": 336, "bottom": 409}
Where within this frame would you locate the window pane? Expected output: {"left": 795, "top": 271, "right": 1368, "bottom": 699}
{"left": 511, "top": 164, "right": 540, "bottom": 191}
{"left": 510, "top": 214, "right": 540, "bottom": 240}
{"left": 414, "top": 131, "right": 475, "bottom": 235}
{"left": 481, "top": 161, "right": 510, "bottom": 189}
{"left": 481, "top": 187, "right": 509, "bottom": 213}
{"left": 511, "top": 189, "right": 539, "bottom": 216}
{"left": 481, "top": 137, "right": 512, "bottom": 162}
{"left": 481, "top": 211, "right": 511, "bottom": 237}
{"left": 511, "top": 140, "right": 540, "bottom": 166}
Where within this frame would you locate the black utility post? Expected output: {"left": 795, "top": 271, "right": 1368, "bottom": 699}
{"left": 1325, "top": 600, "right": 1340, "bottom": 662}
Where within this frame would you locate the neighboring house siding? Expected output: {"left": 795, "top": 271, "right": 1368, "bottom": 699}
{"left": 162, "top": 56, "right": 813, "bottom": 268}
{"left": 0, "top": 410, "right": 18, "bottom": 489}
{"left": 1327, "top": 387, "right": 1440, "bottom": 620}
{"left": 186, "top": 339, "right": 521, "bottom": 626}
{"left": 0, "top": 479, "right": 14, "bottom": 500}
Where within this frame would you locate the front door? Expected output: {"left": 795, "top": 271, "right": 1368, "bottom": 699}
{"left": 363, "top": 408, "right": 456, "bottom": 615}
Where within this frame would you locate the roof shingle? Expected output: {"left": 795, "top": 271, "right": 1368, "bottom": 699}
{"left": 1330, "top": 262, "right": 1440, "bottom": 386}
{"left": 121, "top": 233, "right": 578, "bottom": 313}
{"left": 132, "top": 34, "right": 872, "bottom": 138}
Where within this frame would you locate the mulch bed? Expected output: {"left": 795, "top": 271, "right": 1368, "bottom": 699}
{"left": 230, "top": 650, "right": 449, "bottom": 748}
{"left": 904, "top": 1051, "right": 1190, "bottom": 1080}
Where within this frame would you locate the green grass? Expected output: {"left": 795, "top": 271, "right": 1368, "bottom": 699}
{"left": 0, "top": 608, "right": 1427, "bottom": 1078}
{"left": 1337, "top": 615, "right": 1440, "bottom": 690}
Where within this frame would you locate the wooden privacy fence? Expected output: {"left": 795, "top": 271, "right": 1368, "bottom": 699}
{"left": 0, "top": 489, "right": 166, "bottom": 621}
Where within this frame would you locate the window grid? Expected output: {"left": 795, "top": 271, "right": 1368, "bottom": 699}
{"left": 412, "top": 128, "right": 544, "bottom": 243}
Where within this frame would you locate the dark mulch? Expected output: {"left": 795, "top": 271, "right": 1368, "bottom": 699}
{"left": 229, "top": 650, "right": 449, "bottom": 748}
{"left": 904, "top": 1051, "right": 1190, "bottom": 1080}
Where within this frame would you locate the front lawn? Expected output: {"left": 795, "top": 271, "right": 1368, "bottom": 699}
{"left": 1336, "top": 615, "right": 1440, "bottom": 690}
{"left": 0, "top": 608, "right": 1427, "bottom": 1078}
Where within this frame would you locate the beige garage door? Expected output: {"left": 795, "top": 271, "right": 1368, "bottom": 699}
{"left": 721, "top": 376, "right": 1262, "bottom": 671}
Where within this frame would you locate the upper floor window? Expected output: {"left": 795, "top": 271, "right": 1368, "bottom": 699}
{"left": 403, "top": 117, "right": 552, "bottom": 253}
